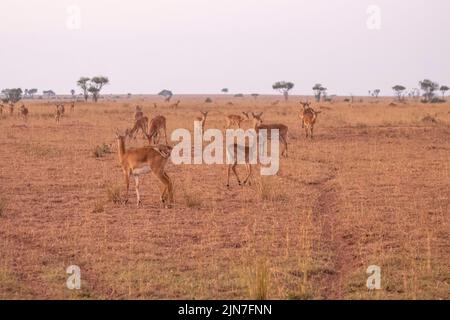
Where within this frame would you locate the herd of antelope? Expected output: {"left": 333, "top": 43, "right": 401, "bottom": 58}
{"left": 0, "top": 103, "right": 29, "bottom": 120}
{"left": 116, "top": 101, "right": 321, "bottom": 208}
{"left": 0, "top": 99, "right": 321, "bottom": 208}
{"left": 0, "top": 101, "right": 75, "bottom": 122}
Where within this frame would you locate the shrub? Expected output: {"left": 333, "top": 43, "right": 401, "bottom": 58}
{"left": 106, "top": 185, "right": 122, "bottom": 204}
{"left": 93, "top": 143, "right": 112, "bottom": 158}
{"left": 430, "top": 97, "right": 445, "bottom": 104}
{"left": 92, "top": 201, "right": 105, "bottom": 213}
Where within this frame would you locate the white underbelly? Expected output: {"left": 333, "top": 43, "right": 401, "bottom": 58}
{"left": 132, "top": 165, "right": 151, "bottom": 176}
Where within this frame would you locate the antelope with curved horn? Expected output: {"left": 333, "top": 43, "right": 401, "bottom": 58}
{"left": 147, "top": 115, "right": 168, "bottom": 145}
{"left": 115, "top": 130, "right": 174, "bottom": 207}
{"left": 225, "top": 112, "right": 249, "bottom": 129}
{"left": 252, "top": 112, "right": 288, "bottom": 158}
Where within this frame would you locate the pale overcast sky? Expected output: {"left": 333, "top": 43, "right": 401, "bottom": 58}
{"left": 0, "top": 0, "right": 449, "bottom": 95}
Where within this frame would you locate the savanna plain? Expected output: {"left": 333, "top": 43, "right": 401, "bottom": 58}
{"left": 0, "top": 95, "right": 449, "bottom": 299}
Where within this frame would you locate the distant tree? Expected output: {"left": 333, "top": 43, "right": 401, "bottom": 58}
{"left": 439, "top": 85, "right": 449, "bottom": 99}
{"left": 71, "top": 89, "right": 75, "bottom": 98}
{"left": 392, "top": 85, "right": 406, "bottom": 101}
{"left": 221, "top": 88, "right": 229, "bottom": 94}
{"left": 1, "top": 88, "right": 23, "bottom": 103}
{"left": 89, "top": 76, "right": 109, "bottom": 102}
{"left": 419, "top": 79, "right": 439, "bottom": 102}
{"left": 251, "top": 93, "right": 259, "bottom": 99}
{"left": 42, "top": 90, "right": 56, "bottom": 99}
{"left": 28, "top": 88, "right": 38, "bottom": 98}
{"left": 272, "top": 81, "right": 294, "bottom": 101}
{"left": 77, "top": 77, "right": 90, "bottom": 102}
{"left": 158, "top": 89, "right": 173, "bottom": 102}
{"left": 373, "top": 89, "right": 381, "bottom": 98}
{"left": 312, "top": 84, "right": 327, "bottom": 102}
{"left": 234, "top": 93, "right": 244, "bottom": 98}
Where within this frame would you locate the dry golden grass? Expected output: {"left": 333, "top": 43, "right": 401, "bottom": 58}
{"left": 0, "top": 96, "right": 449, "bottom": 299}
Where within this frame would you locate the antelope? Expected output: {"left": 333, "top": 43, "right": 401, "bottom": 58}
{"left": 153, "top": 103, "right": 158, "bottom": 108}
{"left": 169, "top": 100, "right": 180, "bottom": 108}
{"left": 134, "top": 105, "right": 144, "bottom": 121}
{"left": 226, "top": 142, "right": 254, "bottom": 187}
{"left": 299, "top": 101, "right": 311, "bottom": 128}
{"left": 127, "top": 115, "right": 149, "bottom": 140}
{"left": 252, "top": 112, "right": 288, "bottom": 158}
{"left": 57, "top": 104, "right": 65, "bottom": 116}
{"left": 115, "top": 130, "right": 174, "bottom": 207}
{"left": 147, "top": 115, "right": 168, "bottom": 145}
{"left": 271, "top": 100, "right": 280, "bottom": 106}
{"left": 0, "top": 104, "right": 3, "bottom": 116}
{"left": 299, "top": 103, "right": 321, "bottom": 139}
{"left": 195, "top": 111, "right": 208, "bottom": 131}
{"left": 225, "top": 112, "right": 249, "bottom": 129}
{"left": 70, "top": 102, "right": 75, "bottom": 112}
{"left": 55, "top": 104, "right": 64, "bottom": 123}
{"left": 19, "top": 104, "right": 29, "bottom": 120}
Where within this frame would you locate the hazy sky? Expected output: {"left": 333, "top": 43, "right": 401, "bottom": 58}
{"left": 1, "top": 0, "right": 449, "bottom": 95}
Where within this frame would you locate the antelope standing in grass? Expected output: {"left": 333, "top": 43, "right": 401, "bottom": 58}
{"left": 169, "top": 100, "right": 180, "bottom": 109}
{"left": 226, "top": 142, "right": 254, "bottom": 187}
{"left": 127, "top": 106, "right": 149, "bottom": 139}
{"left": 252, "top": 112, "right": 288, "bottom": 158}
{"left": 70, "top": 102, "right": 75, "bottom": 112}
{"left": 299, "top": 102, "right": 321, "bottom": 139}
{"left": 225, "top": 112, "right": 249, "bottom": 129}
{"left": 134, "top": 105, "right": 144, "bottom": 121}
{"left": 127, "top": 115, "right": 149, "bottom": 140}
{"left": 19, "top": 105, "right": 29, "bottom": 120}
{"left": 55, "top": 104, "right": 64, "bottom": 123}
{"left": 115, "top": 130, "right": 174, "bottom": 207}
{"left": 195, "top": 111, "right": 208, "bottom": 131}
{"left": 147, "top": 115, "right": 168, "bottom": 145}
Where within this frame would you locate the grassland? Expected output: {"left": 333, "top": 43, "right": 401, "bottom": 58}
{"left": 0, "top": 95, "right": 449, "bottom": 299}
